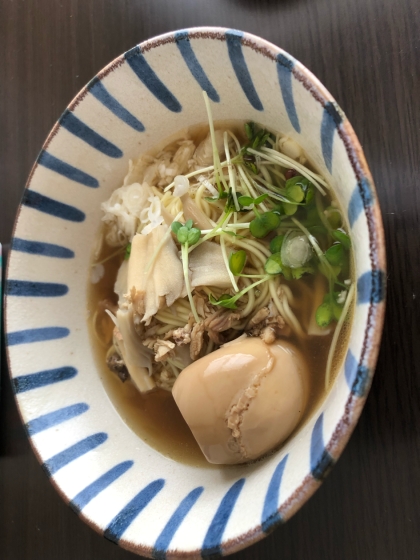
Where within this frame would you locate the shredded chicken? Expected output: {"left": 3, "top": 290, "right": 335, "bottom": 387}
{"left": 247, "top": 307, "right": 269, "bottom": 327}
{"left": 169, "top": 325, "right": 192, "bottom": 345}
{"left": 245, "top": 300, "right": 291, "bottom": 342}
{"left": 207, "top": 329, "right": 225, "bottom": 346}
{"left": 190, "top": 322, "right": 205, "bottom": 360}
{"left": 154, "top": 339, "right": 176, "bottom": 362}
{"left": 204, "top": 309, "right": 241, "bottom": 332}
{"left": 193, "top": 294, "right": 211, "bottom": 319}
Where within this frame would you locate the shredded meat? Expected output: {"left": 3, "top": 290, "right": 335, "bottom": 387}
{"left": 245, "top": 300, "right": 291, "bottom": 342}
{"left": 141, "top": 337, "right": 157, "bottom": 350}
{"left": 193, "top": 294, "right": 211, "bottom": 319}
{"left": 248, "top": 307, "right": 270, "bottom": 327}
{"left": 207, "top": 329, "right": 225, "bottom": 345}
{"left": 154, "top": 339, "right": 175, "bottom": 362}
{"left": 204, "top": 309, "right": 241, "bottom": 332}
{"left": 106, "top": 353, "right": 130, "bottom": 382}
{"left": 190, "top": 322, "right": 205, "bottom": 360}
{"left": 170, "top": 323, "right": 193, "bottom": 345}
{"left": 260, "top": 326, "right": 276, "bottom": 344}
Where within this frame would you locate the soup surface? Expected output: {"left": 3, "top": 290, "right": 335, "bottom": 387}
{"left": 88, "top": 118, "right": 354, "bottom": 467}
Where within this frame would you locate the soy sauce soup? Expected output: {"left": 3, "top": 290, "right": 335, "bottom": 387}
{"left": 88, "top": 120, "right": 354, "bottom": 466}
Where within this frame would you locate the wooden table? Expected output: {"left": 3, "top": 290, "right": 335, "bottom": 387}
{"left": 1, "top": 0, "right": 419, "bottom": 558}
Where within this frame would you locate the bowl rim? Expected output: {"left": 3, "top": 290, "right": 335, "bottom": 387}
{"left": 4, "top": 26, "right": 386, "bottom": 559}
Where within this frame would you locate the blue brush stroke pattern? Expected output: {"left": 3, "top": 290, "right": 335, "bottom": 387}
{"left": 310, "top": 413, "right": 334, "bottom": 481}
{"left": 348, "top": 178, "right": 375, "bottom": 227}
{"left": 175, "top": 31, "right": 220, "bottom": 102}
{"left": 22, "top": 189, "right": 85, "bottom": 222}
{"left": 12, "top": 366, "right": 77, "bottom": 394}
{"left": 38, "top": 151, "right": 99, "bottom": 188}
{"left": 225, "top": 30, "right": 263, "bottom": 111}
{"left": 27, "top": 403, "right": 89, "bottom": 436}
{"left": 357, "top": 270, "right": 385, "bottom": 304}
{"left": 202, "top": 478, "right": 246, "bottom": 557}
{"left": 261, "top": 455, "right": 288, "bottom": 533}
{"left": 70, "top": 461, "right": 134, "bottom": 514}
{"left": 7, "top": 326, "right": 70, "bottom": 346}
{"left": 152, "top": 486, "right": 204, "bottom": 559}
{"left": 88, "top": 78, "right": 145, "bottom": 132}
{"left": 59, "top": 110, "right": 123, "bottom": 158}
{"left": 276, "top": 54, "right": 300, "bottom": 133}
{"left": 12, "top": 238, "right": 74, "bottom": 258}
{"left": 321, "top": 102, "right": 343, "bottom": 173}
{"left": 344, "top": 350, "right": 370, "bottom": 397}
{"left": 43, "top": 433, "right": 108, "bottom": 476}
{"left": 125, "top": 46, "right": 182, "bottom": 113}
{"left": 7, "top": 280, "right": 68, "bottom": 297}
{"left": 104, "top": 479, "right": 165, "bottom": 543}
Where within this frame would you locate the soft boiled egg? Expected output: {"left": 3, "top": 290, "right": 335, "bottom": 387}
{"left": 172, "top": 337, "right": 309, "bottom": 465}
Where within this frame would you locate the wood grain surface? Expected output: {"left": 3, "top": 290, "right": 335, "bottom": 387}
{"left": 1, "top": 0, "right": 420, "bottom": 558}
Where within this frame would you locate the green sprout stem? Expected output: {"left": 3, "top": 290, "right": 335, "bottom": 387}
{"left": 224, "top": 131, "right": 240, "bottom": 211}
{"left": 163, "top": 159, "right": 233, "bottom": 193}
{"left": 315, "top": 191, "right": 334, "bottom": 233}
{"left": 211, "top": 276, "right": 269, "bottom": 309}
{"left": 247, "top": 147, "right": 327, "bottom": 196}
{"left": 220, "top": 235, "right": 239, "bottom": 292}
{"left": 188, "top": 211, "right": 232, "bottom": 253}
{"left": 181, "top": 243, "right": 199, "bottom": 323}
{"left": 203, "top": 90, "right": 230, "bottom": 195}
{"left": 259, "top": 146, "right": 329, "bottom": 192}
{"left": 237, "top": 165, "right": 269, "bottom": 212}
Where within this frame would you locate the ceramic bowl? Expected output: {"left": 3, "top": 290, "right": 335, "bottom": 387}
{"left": 5, "top": 27, "right": 386, "bottom": 558}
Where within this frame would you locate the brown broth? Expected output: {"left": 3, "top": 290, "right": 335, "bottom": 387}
{"left": 87, "top": 123, "right": 354, "bottom": 467}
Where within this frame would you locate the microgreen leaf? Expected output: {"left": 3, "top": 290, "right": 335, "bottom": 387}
{"left": 229, "top": 250, "right": 247, "bottom": 275}
{"left": 245, "top": 122, "right": 255, "bottom": 140}
{"left": 285, "top": 176, "right": 315, "bottom": 205}
{"left": 332, "top": 230, "right": 351, "bottom": 249}
{"left": 185, "top": 219, "right": 194, "bottom": 229}
{"left": 316, "top": 303, "right": 333, "bottom": 327}
{"left": 325, "top": 243, "right": 345, "bottom": 266}
{"left": 264, "top": 253, "right": 283, "bottom": 275}
{"left": 187, "top": 228, "right": 201, "bottom": 246}
{"left": 249, "top": 212, "right": 281, "bottom": 238}
{"left": 286, "top": 184, "right": 305, "bottom": 203}
{"left": 238, "top": 195, "right": 254, "bottom": 207}
{"left": 171, "top": 221, "right": 183, "bottom": 234}
{"left": 209, "top": 293, "right": 238, "bottom": 309}
{"left": 283, "top": 203, "right": 298, "bottom": 216}
{"left": 254, "top": 193, "right": 269, "bottom": 205}
{"left": 324, "top": 206, "right": 342, "bottom": 229}
{"left": 270, "top": 235, "right": 285, "bottom": 254}
{"left": 209, "top": 276, "right": 268, "bottom": 309}
{"left": 124, "top": 243, "right": 131, "bottom": 260}
{"left": 205, "top": 191, "right": 228, "bottom": 203}
{"left": 291, "top": 265, "right": 315, "bottom": 279}
{"left": 176, "top": 226, "right": 189, "bottom": 244}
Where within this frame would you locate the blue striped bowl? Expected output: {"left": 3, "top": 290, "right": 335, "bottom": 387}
{"left": 5, "top": 27, "right": 386, "bottom": 558}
